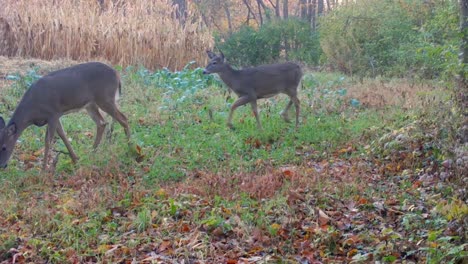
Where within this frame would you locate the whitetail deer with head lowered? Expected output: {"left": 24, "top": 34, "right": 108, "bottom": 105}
{"left": 203, "top": 50, "right": 302, "bottom": 130}
{"left": 0, "top": 62, "right": 131, "bottom": 171}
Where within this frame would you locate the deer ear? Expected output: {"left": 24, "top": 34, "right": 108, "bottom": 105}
{"left": 219, "top": 51, "right": 225, "bottom": 62}
{"left": 6, "top": 123, "right": 16, "bottom": 136}
{"left": 0, "top": 117, "right": 5, "bottom": 129}
{"left": 206, "top": 50, "right": 217, "bottom": 59}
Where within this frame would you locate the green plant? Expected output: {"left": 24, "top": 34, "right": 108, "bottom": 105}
{"left": 319, "top": 0, "right": 461, "bottom": 79}
{"left": 134, "top": 208, "right": 152, "bottom": 232}
{"left": 421, "top": 234, "right": 467, "bottom": 264}
{"left": 215, "top": 18, "right": 321, "bottom": 66}
{"left": 4, "top": 68, "right": 42, "bottom": 105}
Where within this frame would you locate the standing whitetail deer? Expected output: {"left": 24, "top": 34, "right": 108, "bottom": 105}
{"left": 203, "top": 50, "right": 302, "bottom": 130}
{"left": 0, "top": 62, "right": 131, "bottom": 171}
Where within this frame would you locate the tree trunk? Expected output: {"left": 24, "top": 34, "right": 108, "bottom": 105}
{"left": 275, "top": 0, "right": 280, "bottom": 17}
{"left": 257, "top": 0, "right": 264, "bottom": 25}
{"left": 282, "top": 0, "right": 289, "bottom": 58}
{"left": 224, "top": 4, "right": 233, "bottom": 34}
{"left": 300, "top": 0, "right": 307, "bottom": 19}
{"left": 283, "top": 0, "right": 288, "bottom": 19}
{"left": 318, "top": 0, "right": 323, "bottom": 15}
{"left": 243, "top": 0, "right": 258, "bottom": 26}
{"left": 97, "top": 0, "right": 105, "bottom": 12}
{"left": 310, "top": 0, "right": 316, "bottom": 31}
{"left": 172, "top": 0, "right": 187, "bottom": 25}
{"left": 458, "top": 0, "right": 468, "bottom": 116}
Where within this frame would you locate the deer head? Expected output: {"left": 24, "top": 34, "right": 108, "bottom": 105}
{"left": 0, "top": 117, "right": 18, "bottom": 168}
{"left": 203, "top": 50, "right": 226, "bottom": 75}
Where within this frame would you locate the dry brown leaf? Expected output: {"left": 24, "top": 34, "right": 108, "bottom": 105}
{"left": 158, "top": 240, "right": 171, "bottom": 252}
{"left": 318, "top": 209, "right": 330, "bottom": 226}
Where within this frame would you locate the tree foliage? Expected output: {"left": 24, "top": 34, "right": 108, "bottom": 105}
{"left": 215, "top": 18, "right": 321, "bottom": 66}
{"left": 319, "top": 0, "right": 461, "bottom": 79}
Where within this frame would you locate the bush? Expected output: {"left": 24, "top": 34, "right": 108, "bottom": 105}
{"left": 215, "top": 18, "right": 321, "bottom": 67}
{"left": 319, "top": 0, "right": 461, "bottom": 79}
{"left": 319, "top": 0, "right": 416, "bottom": 76}
{"left": 411, "top": 0, "right": 461, "bottom": 80}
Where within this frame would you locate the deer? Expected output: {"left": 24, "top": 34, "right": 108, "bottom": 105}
{"left": 203, "top": 50, "right": 302, "bottom": 130}
{"left": 0, "top": 62, "right": 131, "bottom": 171}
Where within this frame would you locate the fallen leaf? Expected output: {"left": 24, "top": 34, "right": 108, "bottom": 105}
{"left": 288, "top": 190, "right": 305, "bottom": 205}
{"left": 84, "top": 131, "right": 93, "bottom": 138}
{"left": 180, "top": 223, "right": 190, "bottom": 233}
{"left": 318, "top": 209, "right": 330, "bottom": 226}
{"left": 347, "top": 248, "right": 358, "bottom": 258}
{"left": 136, "top": 144, "right": 142, "bottom": 155}
{"left": 212, "top": 226, "right": 225, "bottom": 237}
{"left": 158, "top": 240, "right": 171, "bottom": 252}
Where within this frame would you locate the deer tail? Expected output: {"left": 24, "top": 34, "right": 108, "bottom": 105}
{"left": 115, "top": 71, "right": 122, "bottom": 102}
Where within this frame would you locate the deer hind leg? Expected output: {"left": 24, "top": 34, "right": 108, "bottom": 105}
{"left": 56, "top": 120, "right": 78, "bottom": 162}
{"left": 228, "top": 96, "right": 251, "bottom": 129}
{"left": 292, "top": 96, "right": 300, "bottom": 128}
{"left": 86, "top": 103, "right": 107, "bottom": 148}
{"left": 281, "top": 100, "right": 293, "bottom": 123}
{"left": 97, "top": 100, "right": 130, "bottom": 141}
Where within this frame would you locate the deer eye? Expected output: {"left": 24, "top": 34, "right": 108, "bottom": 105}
{"left": 212, "top": 61, "right": 217, "bottom": 65}
{"left": 1, "top": 146, "right": 5, "bottom": 151}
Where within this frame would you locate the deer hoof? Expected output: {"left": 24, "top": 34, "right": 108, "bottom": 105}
{"left": 281, "top": 113, "right": 291, "bottom": 123}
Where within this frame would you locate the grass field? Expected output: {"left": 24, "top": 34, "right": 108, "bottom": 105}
{"left": 0, "top": 59, "right": 466, "bottom": 263}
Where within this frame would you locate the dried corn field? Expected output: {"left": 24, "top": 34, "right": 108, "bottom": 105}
{"left": 0, "top": 0, "right": 213, "bottom": 70}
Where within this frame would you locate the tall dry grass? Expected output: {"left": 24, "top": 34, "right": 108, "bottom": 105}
{"left": 0, "top": 0, "right": 213, "bottom": 70}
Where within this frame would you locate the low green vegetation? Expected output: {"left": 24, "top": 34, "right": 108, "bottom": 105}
{"left": 319, "top": 0, "right": 462, "bottom": 79}
{"left": 1, "top": 64, "right": 384, "bottom": 182}
{"left": 0, "top": 0, "right": 466, "bottom": 262}
{"left": 0, "top": 62, "right": 465, "bottom": 263}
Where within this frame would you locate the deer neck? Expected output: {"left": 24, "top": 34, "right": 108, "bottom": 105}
{"left": 218, "top": 65, "right": 239, "bottom": 89}
{"left": 8, "top": 100, "right": 35, "bottom": 136}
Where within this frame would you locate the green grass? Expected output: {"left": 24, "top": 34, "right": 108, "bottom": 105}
{"left": 3, "top": 63, "right": 464, "bottom": 263}
{"left": 0, "top": 66, "right": 389, "bottom": 183}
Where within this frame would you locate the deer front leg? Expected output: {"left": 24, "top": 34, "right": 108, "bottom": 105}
{"left": 56, "top": 120, "right": 78, "bottom": 163}
{"left": 250, "top": 100, "right": 263, "bottom": 130}
{"left": 43, "top": 119, "right": 58, "bottom": 172}
{"left": 227, "top": 96, "right": 251, "bottom": 129}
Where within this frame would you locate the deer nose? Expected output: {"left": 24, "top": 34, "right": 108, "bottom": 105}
{"left": 202, "top": 69, "right": 209, "bottom": 74}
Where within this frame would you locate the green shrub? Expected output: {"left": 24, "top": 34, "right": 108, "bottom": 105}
{"left": 412, "top": 0, "right": 461, "bottom": 80}
{"left": 215, "top": 18, "right": 321, "bottom": 67}
{"left": 319, "top": 0, "right": 416, "bottom": 76}
{"left": 319, "top": 0, "right": 461, "bottom": 79}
